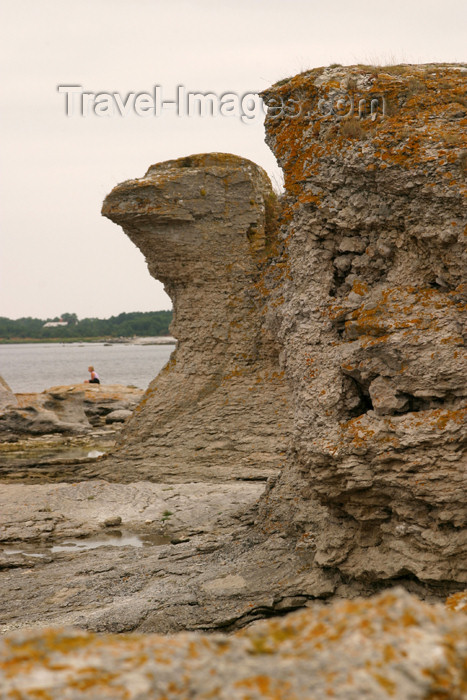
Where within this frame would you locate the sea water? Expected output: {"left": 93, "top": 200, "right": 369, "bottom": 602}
{"left": 0, "top": 342, "right": 175, "bottom": 393}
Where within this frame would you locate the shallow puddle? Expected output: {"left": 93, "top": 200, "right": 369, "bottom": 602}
{"left": 51, "top": 532, "right": 171, "bottom": 552}
{"left": 2, "top": 531, "right": 171, "bottom": 557}
{"left": 3, "top": 548, "right": 48, "bottom": 558}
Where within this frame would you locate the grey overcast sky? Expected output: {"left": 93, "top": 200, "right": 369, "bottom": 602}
{"left": 1, "top": 0, "right": 466, "bottom": 320}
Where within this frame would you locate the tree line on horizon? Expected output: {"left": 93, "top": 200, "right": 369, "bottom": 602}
{"left": 0, "top": 311, "right": 173, "bottom": 341}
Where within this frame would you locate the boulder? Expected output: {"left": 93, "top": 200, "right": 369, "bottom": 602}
{"left": 105, "top": 409, "right": 132, "bottom": 424}
{"left": 1, "top": 589, "right": 466, "bottom": 699}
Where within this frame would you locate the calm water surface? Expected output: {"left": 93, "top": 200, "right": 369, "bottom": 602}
{"left": 0, "top": 342, "right": 175, "bottom": 393}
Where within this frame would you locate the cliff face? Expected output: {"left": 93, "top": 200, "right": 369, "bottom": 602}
{"left": 258, "top": 64, "right": 467, "bottom": 590}
{"left": 102, "top": 154, "right": 291, "bottom": 481}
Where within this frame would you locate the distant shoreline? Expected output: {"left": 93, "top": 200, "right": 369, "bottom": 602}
{"left": 0, "top": 336, "right": 177, "bottom": 346}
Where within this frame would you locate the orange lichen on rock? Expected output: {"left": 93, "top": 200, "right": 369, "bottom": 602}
{"left": 257, "top": 62, "right": 466, "bottom": 594}
{"left": 446, "top": 591, "right": 467, "bottom": 614}
{"left": 1, "top": 589, "right": 466, "bottom": 699}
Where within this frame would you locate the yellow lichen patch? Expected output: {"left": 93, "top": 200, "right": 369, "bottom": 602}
{"left": 262, "top": 64, "right": 467, "bottom": 233}
{"left": 337, "top": 286, "right": 462, "bottom": 340}
{"left": 234, "top": 674, "right": 296, "bottom": 699}
{"left": 445, "top": 591, "right": 467, "bottom": 614}
{"left": 352, "top": 280, "right": 369, "bottom": 297}
{"left": 339, "top": 414, "right": 376, "bottom": 447}
{"left": 372, "top": 672, "right": 396, "bottom": 696}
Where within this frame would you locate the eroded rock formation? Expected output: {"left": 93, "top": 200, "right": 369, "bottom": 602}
{"left": 3, "top": 65, "right": 465, "bottom": 648}
{"left": 257, "top": 63, "right": 467, "bottom": 591}
{"left": 102, "top": 65, "right": 466, "bottom": 596}
{"left": 0, "top": 384, "right": 142, "bottom": 439}
{"left": 102, "top": 154, "right": 291, "bottom": 481}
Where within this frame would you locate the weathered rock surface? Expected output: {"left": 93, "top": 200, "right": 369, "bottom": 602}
{"left": 0, "top": 480, "right": 279, "bottom": 634}
{"left": 1, "top": 589, "right": 466, "bottom": 699}
{"left": 256, "top": 63, "right": 467, "bottom": 591}
{"left": 101, "top": 153, "right": 291, "bottom": 482}
{"left": 0, "top": 375, "right": 17, "bottom": 411}
{"left": 105, "top": 408, "right": 133, "bottom": 423}
{"left": 0, "top": 432, "right": 116, "bottom": 482}
{"left": 0, "top": 479, "right": 262, "bottom": 547}
{"left": 0, "top": 384, "right": 142, "bottom": 440}
{"left": 1, "top": 64, "right": 466, "bottom": 649}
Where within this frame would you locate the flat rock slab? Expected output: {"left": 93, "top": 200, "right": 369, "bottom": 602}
{"left": 0, "top": 477, "right": 341, "bottom": 636}
{"left": 0, "top": 479, "right": 289, "bottom": 634}
{"left": 0, "top": 479, "right": 264, "bottom": 544}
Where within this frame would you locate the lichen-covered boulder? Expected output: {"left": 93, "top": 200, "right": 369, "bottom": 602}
{"left": 1, "top": 589, "right": 466, "bottom": 699}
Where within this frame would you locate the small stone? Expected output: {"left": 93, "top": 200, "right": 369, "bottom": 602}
{"left": 338, "top": 236, "right": 367, "bottom": 254}
{"left": 103, "top": 517, "right": 122, "bottom": 528}
{"left": 105, "top": 410, "right": 132, "bottom": 424}
{"left": 369, "top": 376, "right": 409, "bottom": 416}
{"left": 375, "top": 240, "right": 394, "bottom": 257}
{"left": 333, "top": 254, "right": 353, "bottom": 272}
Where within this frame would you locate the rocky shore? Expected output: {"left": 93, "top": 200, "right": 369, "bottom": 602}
{"left": 0, "top": 381, "right": 142, "bottom": 481}
{"left": 0, "top": 63, "right": 466, "bottom": 697}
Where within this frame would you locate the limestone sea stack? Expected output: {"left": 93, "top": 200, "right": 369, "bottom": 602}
{"left": 0, "top": 64, "right": 466, "bottom": 698}
{"left": 102, "top": 154, "right": 291, "bottom": 481}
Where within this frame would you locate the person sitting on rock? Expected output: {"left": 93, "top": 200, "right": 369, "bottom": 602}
{"left": 85, "top": 366, "right": 100, "bottom": 384}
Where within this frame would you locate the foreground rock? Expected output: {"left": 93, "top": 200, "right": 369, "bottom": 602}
{"left": 1, "top": 589, "right": 466, "bottom": 699}
{"left": 102, "top": 154, "right": 291, "bottom": 482}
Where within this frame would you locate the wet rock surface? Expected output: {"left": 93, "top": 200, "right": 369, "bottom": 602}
{"left": 0, "top": 384, "right": 142, "bottom": 482}
{"left": 0, "top": 432, "right": 116, "bottom": 482}
{"left": 0, "top": 480, "right": 267, "bottom": 633}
